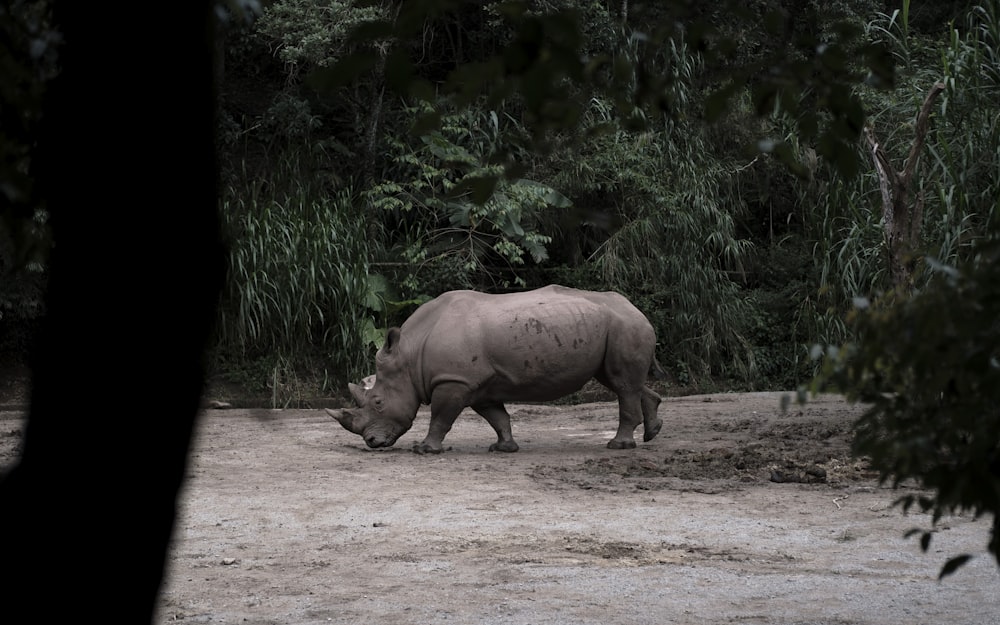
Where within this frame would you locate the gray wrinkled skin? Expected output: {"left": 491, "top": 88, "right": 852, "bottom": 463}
{"left": 327, "top": 285, "right": 662, "bottom": 454}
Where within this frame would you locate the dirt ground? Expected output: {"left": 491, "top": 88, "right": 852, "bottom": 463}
{"left": 2, "top": 391, "right": 999, "bottom": 624}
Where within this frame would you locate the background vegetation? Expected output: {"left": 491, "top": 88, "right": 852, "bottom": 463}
{"left": 202, "top": 0, "right": 995, "bottom": 399}
{"left": 0, "top": 1, "right": 993, "bottom": 394}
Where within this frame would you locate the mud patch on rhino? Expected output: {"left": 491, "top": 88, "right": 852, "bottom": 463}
{"left": 531, "top": 415, "right": 877, "bottom": 491}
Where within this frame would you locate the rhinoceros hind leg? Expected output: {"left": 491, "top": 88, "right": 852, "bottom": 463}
{"left": 473, "top": 402, "right": 519, "bottom": 453}
{"left": 606, "top": 393, "right": 643, "bottom": 449}
{"left": 643, "top": 420, "right": 662, "bottom": 442}
{"left": 641, "top": 387, "right": 663, "bottom": 442}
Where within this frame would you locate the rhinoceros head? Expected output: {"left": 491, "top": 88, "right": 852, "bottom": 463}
{"left": 326, "top": 328, "right": 420, "bottom": 448}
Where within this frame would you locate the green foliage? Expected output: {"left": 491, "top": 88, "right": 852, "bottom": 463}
{"left": 741, "top": 238, "right": 825, "bottom": 390}
{"left": 262, "top": 93, "right": 323, "bottom": 144}
{"left": 359, "top": 272, "right": 431, "bottom": 350}
{"left": 304, "top": 0, "right": 894, "bottom": 179}
{"left": 365, "top": 107, "right": 562, "bottom": 290}
{"left": 207, "top": 0, "right": 1000, "bottom": 433}
{"left": 789, "top": 0, "right": 998, "bottom": 345}
{"left": 810, "top": 152, "right": 888, "bottom": 299}
{"left": 932, "top": 0, "right": 1000, "bottom": 242}
{"left": 866, "top": 0, "right": 1000, "bottom": 269}
{"left": 812, "top": 239, "right": 1000, "bottom": 576}
{"left": 214, "top": 162, "right": 374, "bottom": 383}
{"left": 545, "top": 81, "right": 755, "bottom": 382}
{"left": 254, "top": 0, "right": 387, "bottom": 72}
{"left": 797, "top": 2, "right": 1000, "bottom": 577}
{"left": 685, "top": 0, "right": 893, "bottom": 179}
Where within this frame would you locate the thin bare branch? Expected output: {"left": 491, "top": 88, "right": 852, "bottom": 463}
{"left": 864, "top": 124, "right": 896, "bottom": 226}
{"left": 901, "top": 82, "right": 946, "bottom": 191}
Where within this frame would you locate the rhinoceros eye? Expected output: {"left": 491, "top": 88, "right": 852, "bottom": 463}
{"left": 372, "top": 396, "right": 384, "bottom": 412}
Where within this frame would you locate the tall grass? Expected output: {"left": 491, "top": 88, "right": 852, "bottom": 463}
{"left": 797, "top": 0, "right": 1000, "bottom": 356}
{"left": 215, "top": 161, "right": 374, "bottom": 398}
{"left": 591, "top": 154, "right": 755, "bottom": 383}
{"left": 546, "top": 85, "right": 756, "bottom": 385}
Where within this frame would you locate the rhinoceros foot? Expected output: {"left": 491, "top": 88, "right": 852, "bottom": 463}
{"left": 643, "top": 417, "right": 663, "bottom": 442}
{"left": 606, "top": 439, "right": 637, "bottom": 450}
{"left": 489, "top": 440, "right": 519, "bottom": 453}
{"left": 412, "top": 441, "right": 445, "bottom": 455}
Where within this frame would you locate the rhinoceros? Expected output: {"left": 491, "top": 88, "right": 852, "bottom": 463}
{"left": 327, "top": 285, "right": 663, "bottom": 454}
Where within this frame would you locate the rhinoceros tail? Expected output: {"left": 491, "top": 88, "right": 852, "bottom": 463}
{"left": 648, "top": 356, "right": 667, "bottom": 381}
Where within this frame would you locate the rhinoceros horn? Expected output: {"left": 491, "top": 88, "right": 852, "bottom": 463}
{"left": 326, "top": 407, "right": 362, "bottom": 435}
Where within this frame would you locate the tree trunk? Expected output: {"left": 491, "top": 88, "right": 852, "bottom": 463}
{"left": 864, "top": 81, "right": 945, "bottom": 290}
{"left": 0, "top": 4, "right": 225, "bottom": 623}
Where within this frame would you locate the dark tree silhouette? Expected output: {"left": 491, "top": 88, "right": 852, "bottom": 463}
{"left": 0, "top": 4, "right": 225, "bottom": 622}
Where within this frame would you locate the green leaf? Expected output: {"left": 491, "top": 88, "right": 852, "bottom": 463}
{"left": 361, "top": 317, "right": 385, "bottom": 350}
{"left": 450, "top": 176, "right": 499, "bottom": 205}
{"left": 410, "top": 110, "right": 442, "bottom": 137}
{"left": 470, "top": 177, "right": 499, "bottom": 205}
{"left": 363, "top": 274, "right": 390, "bottom": 312}
{"left": 501, "top": 215, "right": 525, "bottom": 237}
{"left": 523, "top": 238, "right": 549, "bottom": 263}
{"left": 422, "top": 132, "right": 476, "bottom": 164}
{"left": 938, "top": 554, "right": 972, "bottom": 579}
{"left": 543, "top": 188, "right": 572, "bottom": 208}
{"left": 512, "top": 179, "right": 572, "bottom": 208}
{"left": 447, "top": 202, "right": 472, "bottom": 227}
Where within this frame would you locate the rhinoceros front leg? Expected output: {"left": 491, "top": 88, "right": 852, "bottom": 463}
{"left": 608, "top": 392, "right": 643, "bottom": 449}
{"left": 472, "top": 401, "right": 519, "bottom": 453}
{"left": 413, "top": 382, "right": 468, "bottom": 455}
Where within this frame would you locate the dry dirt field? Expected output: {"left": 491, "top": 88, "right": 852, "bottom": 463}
{"left": 2, "top": 391, "right": 999, "bottom": 624}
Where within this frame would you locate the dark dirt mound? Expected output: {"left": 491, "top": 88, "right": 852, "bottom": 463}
{"left": 530, "top": 408, "right": 878, "bottom": 492}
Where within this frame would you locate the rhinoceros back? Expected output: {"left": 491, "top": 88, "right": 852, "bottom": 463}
{"left": 402, "top": 285, "right": 655, "bottom": 404}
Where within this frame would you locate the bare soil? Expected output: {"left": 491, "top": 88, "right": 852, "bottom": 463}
{"left": 2, "top": 391, "right": 998, "bottom": 624}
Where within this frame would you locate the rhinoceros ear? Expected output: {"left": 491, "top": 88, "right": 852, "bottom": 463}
{"left": 384, "top": 327, "right": 402, "bottom": 353}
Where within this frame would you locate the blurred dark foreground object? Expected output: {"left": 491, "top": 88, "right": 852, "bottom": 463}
{"left": 0, "top": 4, "right": 225, "bottom": 623}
